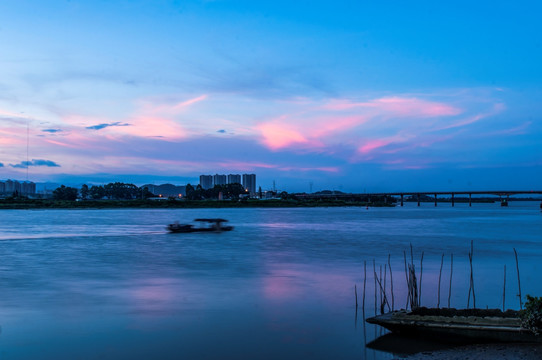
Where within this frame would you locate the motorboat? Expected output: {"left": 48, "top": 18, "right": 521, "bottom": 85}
{"left": 167, "top": 218, "right": 233, "bottom": 233}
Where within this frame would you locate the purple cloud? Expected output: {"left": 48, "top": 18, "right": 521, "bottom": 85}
{"left": 10, "top": 159, "right": 60, "bottom": 168}
{"left": 86, "top": 122, "right": 130, "bottom": 130}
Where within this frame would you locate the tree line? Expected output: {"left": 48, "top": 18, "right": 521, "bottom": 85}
{"left": 52, "top": 182, "right": 252, "bottom": 201}
{"left": 53, "top": 182, "right": 154, "bottom": 201}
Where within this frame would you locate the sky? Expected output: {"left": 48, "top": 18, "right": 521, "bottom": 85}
{"left": 0, "top": 0, "right": 541, "bottom": 192}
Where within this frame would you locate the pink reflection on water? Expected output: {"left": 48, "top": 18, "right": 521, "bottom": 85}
{"left": 262, "top": 264, "right": 352, "bottom": 305}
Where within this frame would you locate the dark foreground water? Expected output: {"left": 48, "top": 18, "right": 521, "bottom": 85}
{"left": 0, "top": 202, "right": 541, "bottom": 359}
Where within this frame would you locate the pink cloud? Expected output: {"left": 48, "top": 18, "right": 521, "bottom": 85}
{"left": 257, "top": 122, "right": 310, "bottom": 150}
{"left": 359, "top": 139, "right": 395, "bottom": 154}
{"left": 144, "top": 94, "right": 208, "bottom": 114}
{"left": 256, "top": 96, "right": 464, "bottom": 153}
{"left": 323, "top": 96, "right": 462, "bottom": 118}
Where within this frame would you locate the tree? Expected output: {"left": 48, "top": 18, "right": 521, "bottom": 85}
{"left": 139, "top": 186, "right": 154, "bottom": 199}
{"left": 185, "top": 184, "right": 195, "bottom": 199}
{"left": 89, "top": 185, "right": 106, "bottom": 199}
{"left": 103, "top": 182, "right": 139, "bottom": 199}
{"left": 53, "top": 185, "right": 78, "bottom": 201}
{"left": 80, "top": 184, "right": 89, "bottom": 200}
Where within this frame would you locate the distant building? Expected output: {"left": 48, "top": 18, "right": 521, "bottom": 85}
{"left": 227, "top": 174, "right": 241, "bottom": 185}
{"left": 20, "top": 181, "right": 36, "bottom": 195}
{"left": 4, "top": 179, "right": 16, "bottom": 193}
{"left": 199, "top": 175, "right": 213, "bottom": 190}
{"left": 242, "top": 174, "right": 256, "bottom": 195}
{"left": 213, "top": 174, "right": 227, "bottom": 186}
{"left": 0, "top": 180, "right": 36, "bottom": 196}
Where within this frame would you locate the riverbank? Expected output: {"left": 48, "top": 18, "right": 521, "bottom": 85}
{"left": 408, "top": 343, "right": 542, "bottom": 360}
{"left": 0, "top": 198, "right": 395, "bottom": 209}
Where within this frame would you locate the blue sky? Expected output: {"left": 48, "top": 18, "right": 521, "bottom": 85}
{"left": 0, "top": 0, "right": 541, "bottom": 192}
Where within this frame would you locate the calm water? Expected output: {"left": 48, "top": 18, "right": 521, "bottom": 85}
{"left": 0, "top": 202, "right": 541, "bottom": 359}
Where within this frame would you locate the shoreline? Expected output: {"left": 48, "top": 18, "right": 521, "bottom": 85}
{"left": 0, "top": 199, "right": 395, "bottom": 209}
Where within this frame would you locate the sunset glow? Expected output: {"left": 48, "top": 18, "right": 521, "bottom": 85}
{"left": 0, "top": 1, "right": 540, "bottom": 191}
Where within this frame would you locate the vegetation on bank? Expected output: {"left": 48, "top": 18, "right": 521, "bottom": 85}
{"left": 0, "top": 181, "right": 397, "bottom": 209}
{"left": 0, "top": 197, "right": 394, "bottom": 209}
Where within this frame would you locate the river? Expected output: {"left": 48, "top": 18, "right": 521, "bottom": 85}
{"left": 0, "top": 202, "right": 541, "bottom": 359}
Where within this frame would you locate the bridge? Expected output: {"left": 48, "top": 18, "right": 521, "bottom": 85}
{"left": 295, "top": 190, "right": 542, "bottom": 207}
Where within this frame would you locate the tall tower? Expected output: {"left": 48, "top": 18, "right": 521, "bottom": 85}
{"left": 227, "top": 174, "right": 241, "bottom": 185}
{"left": 213, "top": 174, "right": 227, "bottom": 186}
{"left": 199, "top": 175, "right": 213, "bottom": 189}
{"left": 242, "top": 174, "right": 256, "bottom": 196}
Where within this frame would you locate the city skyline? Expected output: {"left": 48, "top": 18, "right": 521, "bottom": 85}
{"left": 1, "top": 1, "right": 541, "bottom": 193}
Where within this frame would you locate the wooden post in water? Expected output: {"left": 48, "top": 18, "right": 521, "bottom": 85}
{"left": 388, "top": 254, "right": 394, "bottom": 311}
{"left": 403, "top": 251, "right": 410, "bottom": 310}
{"left": 400, "top": 194, "right": 404, "bottom": 207}
{"left": 419, "top": 251, "right": 424, "bottom": 306}
{"left": 467, "top": 240, "right": 476, "bottom": 309}
{"left": 355, "top": 284, "right": 358, "bottom": 309}
{"left": 469, "top": 193, "right": 472, "bottom": 207}
{"left": 448, "top": 253, "right": 454, "bottom": 308}
{"left": 373, "top": 259, "right": 377, "bottom": 315}
{"left": 417, "top": 193, "right": 420, "bottom": 207}
{"left": 451, "top": 193, "right": 455, "bottom": 207}
{"left": 503, "top": 264, "right": 506, "bottom": 312}
{"left": 437, "top": 253, "right": 444, "bottom": 308}
{"left": 379, "top": 265, "right": 383, "bottom": 312}
{"left": 434, "top": 193, "right": 437, "bottom": 207}
{"left": 362, "top": 261, "right": 367, "bottom": 312}
{"left": 514, "top": 248, "right": 522, "bottom": 310}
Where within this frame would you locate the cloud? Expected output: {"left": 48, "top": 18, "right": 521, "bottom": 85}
{"left": 323, "top": 97, "right": 462, "bottom": 117}
{"left": 10, "top": 159, "right": 60, "bottom": 168}
{"left": 0, "top": 163, "right": 3, "bottom": 167}
{"left": 86, "top": 122, "right": 130, "bottom": 130}
{"left": 42, "top": 128, "right": 63, "bottom": 133}
{"left": 255, "top": 95, "right": 464, "bottom": 153}
{"left": 217, "top": 129, "right": 226, "bottom": 133}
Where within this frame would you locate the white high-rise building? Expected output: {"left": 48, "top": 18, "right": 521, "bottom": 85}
{"left": 227, "top": 174, "right": 241, "bottom": 185}
{"left": 213, "top": 174, "right": 227, "bottom": 186}
{"left": 199, "top": 175, "right": 213, "bottom": 189}
{"left": 242, "top": 174, "right": 256, "bottom": 195}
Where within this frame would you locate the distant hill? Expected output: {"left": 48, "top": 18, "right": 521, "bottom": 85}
{"left": 141, "top": 184, "right": 187, "bottom": 197}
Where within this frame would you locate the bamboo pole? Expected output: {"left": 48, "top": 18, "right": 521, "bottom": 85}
{"left": 363, "top": 264, "right": 367, "bottom": 308}
{"left": 388, "top": 254, "right": 394, "bottom": 311}
{"left": 503, "top": 264, "right": 506, "bottom": 312}
{"left": 470, "top": 241, "right": 476, "bottom": 308}
{"left": 355, "top": 284, "right": 358, "bottom": 308}
{"left": 373, "top": 259, "right": 377, "bottom": 315}
{"left": 448, "top": 253, "right": 453, "bottom": 308}
{"left": 380, "top": 264, "right": 383, "bottom": 309}
{"left": 437, "top": 253, "right": 444, "bottom": 308}
{"left": 374, "top": 271, "right": 391, "bottom": 313}
{"left": 404, "top": 251, "right": 409, "bottom": 310}
{"left": 419, "top": 251, "right": 424, "bottom": 306}
{"left": 514, "top": 248, "right": 522, "bottom": 310}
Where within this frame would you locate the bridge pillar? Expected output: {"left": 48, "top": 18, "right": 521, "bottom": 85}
{"left": 434, "top": 193, "right": 437, "bottom": 207}
{"left": 469, "top": 193, "right": 472, "bottom": 207}
{"left": 400, "top": 194, "right": 404, "bottom": 207}
{"left": 417, "top": 193, "right": 420, "bottom": 207}
{"left": 451, "top": 193, "right": 455, "bottom": 207}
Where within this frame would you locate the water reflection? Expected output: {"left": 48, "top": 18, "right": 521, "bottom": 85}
{"left": 0, "top": 203, "right": 539, "bottom": 359}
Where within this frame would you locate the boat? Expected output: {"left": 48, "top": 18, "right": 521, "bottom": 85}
{"left": 366, "top": 308, "right": 541, "bottom": 343}
{"left": 167, "top": 218, "right": 234, "bottom": 233}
